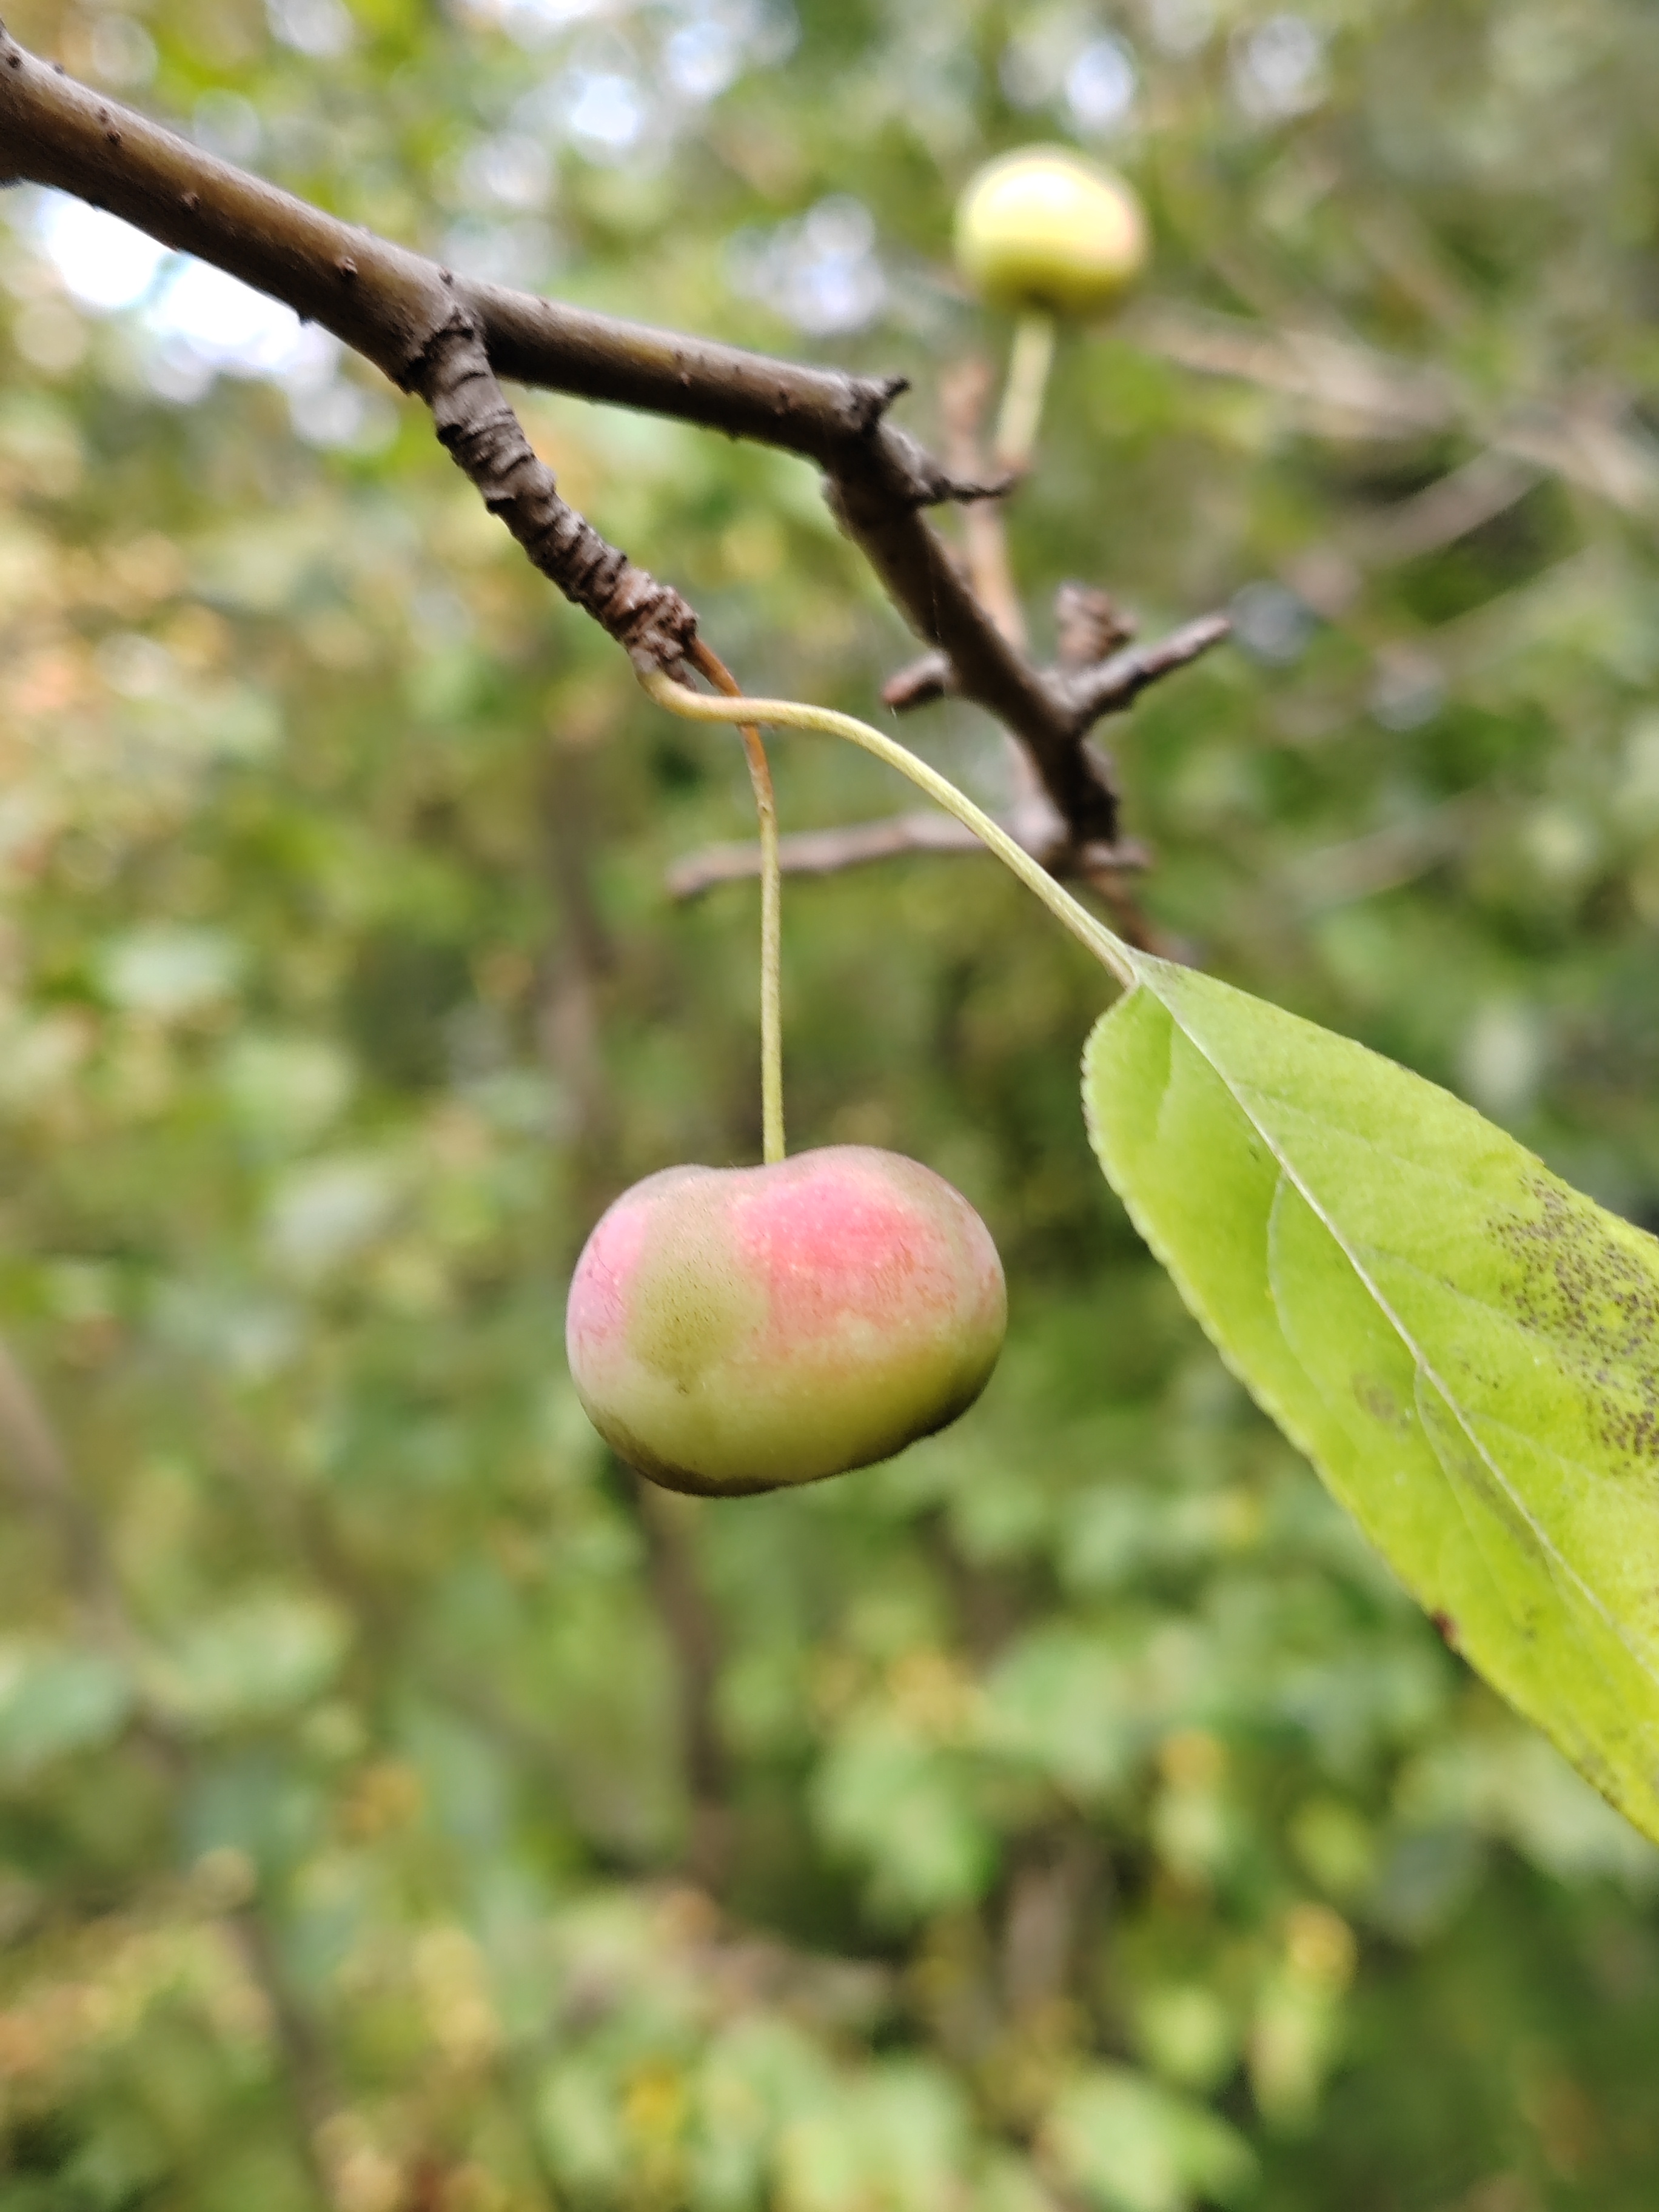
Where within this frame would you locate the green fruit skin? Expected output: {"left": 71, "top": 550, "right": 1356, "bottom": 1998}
{"left": 954, "top": 146, "right": 1147, "bottom": 318}
{"left": 565, "top": 1147, "right": 1007, "bottom": 1496}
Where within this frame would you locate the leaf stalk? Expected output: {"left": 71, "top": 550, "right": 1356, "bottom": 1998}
{"left": 639, "top": 671, "right": 1138, "bottom": 992}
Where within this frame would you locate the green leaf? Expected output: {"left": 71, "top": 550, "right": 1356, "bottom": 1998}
{"left": 1042, "top": 2066, "right": 1256, "bottom": 2212}
{"left": 0, "top": 1642, "right": 133, "bottom": 1780}
{"left": 156, "top": 1591, "right": 350, "bottom": 1732}
{"left": 812, "top": 1715, "right": 995, "bottom": 1916}
{"left": 773, "top": 2062, "right": 970, "bottom": 2212}
{"left": 1084, "top": 956, "right": 1659, "bottom": 1843}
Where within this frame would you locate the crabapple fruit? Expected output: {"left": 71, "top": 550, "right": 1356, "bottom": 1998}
{"left": 566, "top": 1146, "right": 1007, "bottom": 1495}
{"left": 954, "top": 146, "right": 1148, "bottom": 318}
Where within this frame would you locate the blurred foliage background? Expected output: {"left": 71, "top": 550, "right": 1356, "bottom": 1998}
{"left": 2, "top": 0, "right": 1659, "bottom": 2207}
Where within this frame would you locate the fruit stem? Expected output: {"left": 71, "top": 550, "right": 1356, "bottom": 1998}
{"left": 692, "top": 641, "right": 785, "bottom": 1162}
{"left": 994, "top": 310, "right": 1058, "bottom": 472}
{"left": 640, "top": 668, "right": 1139, "bottom": 991}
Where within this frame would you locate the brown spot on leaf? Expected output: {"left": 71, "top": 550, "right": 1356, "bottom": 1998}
{"left": 1352, "top": 1372, "right": 1410, "bottom": 1431}
{"left": 1490, "top": 1175, "right": 1659, "bottom": 1471}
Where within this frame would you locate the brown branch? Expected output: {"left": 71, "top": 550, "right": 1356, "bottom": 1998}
{"left": 882, "top": 651, "right": 954, "bottom": 712}
{"left": 671, "top": 813, "right": 1002, "bottom": 896}
{"left": 230, "top": 1905, "right": 337, "bottom": 2199}
{"left": 1134, "top": 299, "right": 1659, "bottom": 514}
{"left": 631, "top": 1480, "right": 734, "bottom": 1895}
{"left": 417, "top": 310, "right": 699, "bottom": 668}
{"left": 884, "top": 612, "right": 1230, "bottom": 735}
{"left": 1001, "top": 1829, "right": 1102, "bottom": 2021}
{"left": 668, "top": 805, "right": 1148, "bottom": 902}
{"left": 1058, "top": 612, "right": 1232, "bottom": 724}
{"left": 0, "top": 1332, "right": 129, "bottom": 1641}
{"left": 475, "top": 291, "right": 1000, "bottom": 503}
{"left": 1053, "top": 583, "right": 1138, "bottom": 669}
{"left": 0, "top": 27, "right": 1146, "bottom": 849}
{"left": 941, "top": 357, "right": 1028, "bottom": 651}
{"left": 2, "top": 29, "right": 699, "bottom": 667}
{"left": 540, "top": 740, "right": 617, "bottom": 1215}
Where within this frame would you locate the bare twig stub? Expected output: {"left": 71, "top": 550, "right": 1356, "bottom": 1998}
{"left": 1058, "top": 612, "right": 1233, "bottom": 725}
{"left": 941, "top": 357, "right": 1028, "bottom": 651}
{"left": 883, "top": 651, "right": 957, "bottom": 712}
{"left": 1054, "top": 582, "right": 1137, "bottom": 669}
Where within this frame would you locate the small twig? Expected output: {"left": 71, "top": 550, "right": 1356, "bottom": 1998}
{"left": 1058, "top": 612, "right": 1233, "bottom": 724}
{"left": 883, "top": 574, "right": 1228, "bottom": 747}
{"left": 1053, "top": 583, "right": 1137, "bottom": 669}
{"left": 943, "top": 358, "right": 1030, "bottom": 653}
{"left": 1134, "top": 300, "right": 1659, "bottom": 514}
{"left": 1356, "top": 449, "right": 1540, "bottom": 566}
{"left": 668, "top": 805, "right": 1148, "bottom": 902}
{"left": 0, "top": 1332, "right": 127, "bottom": 1641}
{"left": 540, "top": 739, "right": 617, "bottom": 1213}
{"left": 640, "top": 671, "right": 1137, "bottom": 988}
{"left": 1287, "top": 792, "right": 1485, "bottom": 910}
{"left": 933, "top": 357, "right": 1207, "bottom": 967}
{"left": 882, "top": 651, "right": 956, "bottom": 712}
{"left": 631, "top": 1480, "right": 734, "bottom": 1895}
{"left": 1132, "top": 300, "right": 1457, "bottom": 437}
{"left": 230, "top": 1906, "right": 337, "bottom": 2199}
{"left": 671, "top": 813, "right": 997, "bottom": 897}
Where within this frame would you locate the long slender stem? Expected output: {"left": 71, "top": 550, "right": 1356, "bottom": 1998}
{"left": 639, "top": 671, "right": 1139, "bottom": 991}
{"left": 995, "top": 311, "right": 1059, "bottom": 472}
{"left": 690, "top": 643, "right": 785, "bottom": 1162}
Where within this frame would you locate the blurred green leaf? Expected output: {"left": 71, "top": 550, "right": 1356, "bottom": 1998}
{"left": 0, "top": 1641, "right": 132, "bottom": 1780}
{"left": 813, "top": 1715, "right": 995, "bottom": 1917}
{"left": 776, "top": 2062, "right": 970, "bottom": 2212}
{"left": 156, "top": 1591, "right": 349, "bottom": 1731}
{"left": 96, "top": 925, "right": 245, "bottom": 1018}
{"left": 1042, "top": 2066, "right": 1257, "bottom": 2212}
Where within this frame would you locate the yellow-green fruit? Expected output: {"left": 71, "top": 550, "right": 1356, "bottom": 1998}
{"left": 954, "top": 146, "right": 1148, "bottom": 318}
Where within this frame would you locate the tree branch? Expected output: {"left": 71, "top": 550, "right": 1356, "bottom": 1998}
{"left": 667, "top": 804, "right": 1148, "bottom": 902}
{"left": 1057, "top": 612, "right": 1233, "bottom": 724}
{"left": 884, "top": 609, "right": 1232, "bottom": 731}
{"left": 631, "top": 1479, "right": 734, "bottom": 1895}
{"left": 0, "top": 24, "right": 1170, "bottom": 851}
{"left": 1134, "top": 299, "right": 1659, "bottom": 514}
{"left": 0, "top": 1331, "right": 128, "bottom": 1641}
{"left": 415, "top": 308, "right": 698, "bottom": 668}
{"left": 0, "top": 28, "right": 702, "bottom": 668}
